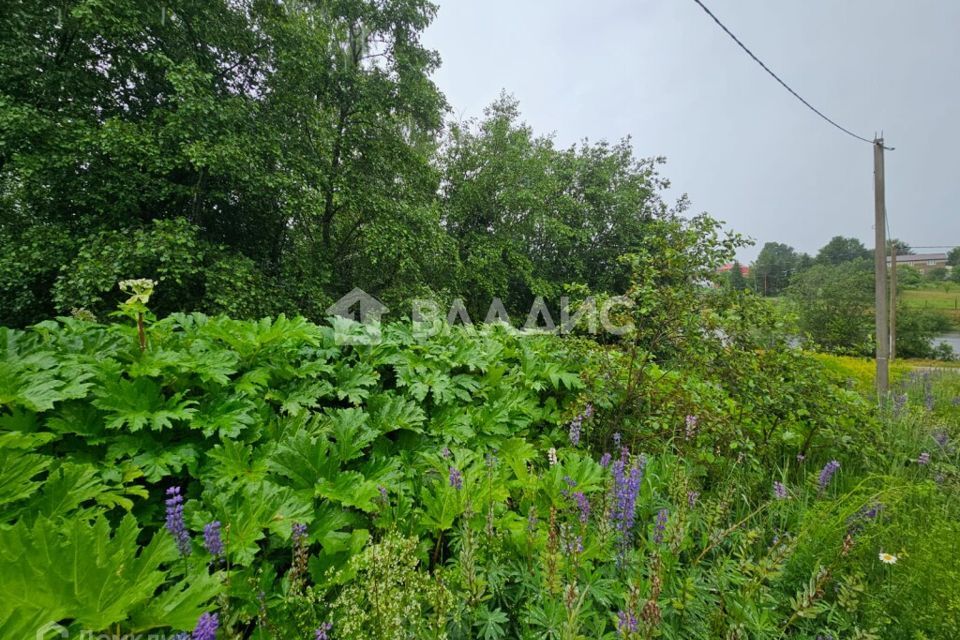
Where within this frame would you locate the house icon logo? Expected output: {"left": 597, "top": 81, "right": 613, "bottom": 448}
{"left": 35, "top": 622, "right": 69, "bottom": 639}
{"left": 326, "top": 288, "right": 388, "bottom": 324}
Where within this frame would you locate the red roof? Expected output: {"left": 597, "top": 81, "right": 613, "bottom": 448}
{"left": 718, "top": 263, "right": 750, "bottom": 276}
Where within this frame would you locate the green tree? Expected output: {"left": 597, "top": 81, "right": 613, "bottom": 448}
{"left": 787, "top": 259, "right": 874, "bottom": 354}
{"left": 815, "top": 236, "right": 871, "bottom": 266}
{"left": 439, "top": 95, "right": 674, "bottom": 318}
{"left": 896, "top": 307, "right": 953, "bottom": 359}
{"left": 750, "top": 242, "right": 800, "bottom": 296}
{"left": 888, "top": 238, "right": 912, "bottom": 256}
{"left": 728, "top": 261, "right": 748, "bottom": 291}
{"left": 896, "top": 265, "right": 924, "bottom": 288}
{"left": 0, "top": 0, "right": 448, "bottom": 325}
{"left": 947, "top": 247, "right": 960, "bottom": 267}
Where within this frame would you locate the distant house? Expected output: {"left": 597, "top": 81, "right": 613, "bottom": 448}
{"left": 887, "top": 252, "right": 948, "bottom": 275}
{"left": 718, "top": 262, "right": 750, "bottom": 277}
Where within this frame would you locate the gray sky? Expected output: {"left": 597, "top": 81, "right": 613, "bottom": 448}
{"left": 422, "top": 0, "right": 960, "bottom": 262}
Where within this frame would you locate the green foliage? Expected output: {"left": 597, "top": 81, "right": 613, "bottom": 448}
{"left": 750, "top": 241, "right": 806, "bottom": 296}
{"left": 895, "top": 307, "right": 953, "bottom": 359}
{"left": 0, "top": 514, "right": 218, "bottom": 633}
{"left": 0, "top": 302, "right": 957, "bottom": 638}
{"left": 1, "top": 0, "right": 448, "bottom": 325}
{"left": 727, "top": 260, "right": 748, "bottom": 291}
{"left": 816, "top": 236, "right": 872, "bottom": 266}
{"left": 788, "top": 259, "right": 875, "bottom": 354}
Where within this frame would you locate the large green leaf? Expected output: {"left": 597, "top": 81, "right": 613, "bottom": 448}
{"left": 0, "top": 514, "right": 218, "bottom": 633}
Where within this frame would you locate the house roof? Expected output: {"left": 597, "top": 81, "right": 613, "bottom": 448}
{"left": 718, "top": 262, "right": 750, "bottom": 275}
{"left": 892, "top": 253, "right": 947, "bottom": 263}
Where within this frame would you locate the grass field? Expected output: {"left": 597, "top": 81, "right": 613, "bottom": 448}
{"left": 901, "top": 282, "right": 960, "bottom": 328}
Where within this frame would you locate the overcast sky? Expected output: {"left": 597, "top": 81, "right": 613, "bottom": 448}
{"left": 422, "top": 0, "right": 960, "bottom": 262}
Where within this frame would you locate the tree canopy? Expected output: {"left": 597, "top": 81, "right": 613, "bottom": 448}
{"left": 815, "top": 236, "right": 871, "bottom": 266}
{"left": 0, "top": 2, "right": 725, "bottom": 327}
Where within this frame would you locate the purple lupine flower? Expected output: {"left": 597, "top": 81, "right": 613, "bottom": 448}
{"left": 613, "top": 432, "right": 622, "bottom": 447}
{"left": 290, "top": 522, "right": 310, "bottom": 585}
{"left": 573, "top": 491, "right": 591, "bottom": 524}
{"left": 933, "top": 429, "right": 950, "bottom": 448}
{"left": 847, "top": 502, "right": 883, "bottom": 536}
{"left": 448, "top": 466, "right": 463, "bottom": 490}
{"left": 584, "top": 403, "right": 594, "bottom": 418}
{"left": 315, "top": 622, "right": 333, "bottom": 640}
{"left": 653, "top": 508, "right": 668, "bottom": 544}
{"left": 441, "top": 446, "right": 451, "bottom": 459}
{"left": 610, "top": 451, "right": 645, "bottom": 554}
{"left": 203, "top": 521, "right": 223, "bottom": 558}
{"left": 796, "top": 453, "right": 806, "bottom": 463}
{"left": 192, "top": 612, "right": 218, "bottom": 640}
{"left": 773, "top": 481, "right": 788, "bottom": 500}
{"left": 600, "top": 452, "right": 612, "bottom": 468}
{"left": 561, "top": 525, "right": 584, "bottom": 555}
{"left": 917, "top": 452, "right": 931, "bottom": 465}
{"left": 687, "top": 490, "right": 699, "bottom": 508}
{"left": 292, "top": 522, "right": 308, "bottom": 544}
{"left": 818, "top": 460, "right": 841, "bottom": 492}
{"left": 378, "top": 485, "right": 389, "bottom": 502}
{"left": 568, "top": 414, "right": 583, "bottom": 446}
{"left": 684, "top": 414, "right": 698, "bottom": 440}
{"left": 165, "top": 486, "right": 191, "bottom": 556}
{"left": 616, "top": 610, "right": 638, "bottom": 636}
{"left": 527, "top": 506, "right": 538, "bottom": 534}
{"left": 893, "top": 393, "right": 908, "bottom": 415}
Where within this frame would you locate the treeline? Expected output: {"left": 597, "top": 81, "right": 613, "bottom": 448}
{"left": 729, "top": 237, "right": 958, "bottom": 358}
{"left": 735, "top": 237, "right": 960, "bottom": 297}
{"left": 0, "top": 0, "right": 710, "bottom": 327}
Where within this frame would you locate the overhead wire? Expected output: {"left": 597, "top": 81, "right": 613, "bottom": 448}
{"left": 691, "top": 0, "right": 894, "bottom": 150}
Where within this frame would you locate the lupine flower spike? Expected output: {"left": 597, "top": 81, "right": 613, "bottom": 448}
{"left": 448, "top": 466, "right": 463, "bottom": 490}
{"left": 617, "top": 610, "right": 639, "bottom": 636}
{"left": 817, "top": 460, "right": 840, "bottom": 492}
{"left": 192, "top": 612, "right": 218, "bottom": 640}
{"left": 203, "top": 521, "right": 223, "bottom": 558}
{"left": 773, "top": 481, "right": 788, "bottom": 500}
{"left": 165, "top": 486, "right": 191, "bottom": 556}
{"left": 654, "top": 508, "right": 668, "bottom": 544}
{"left": 315, "top": 622, "right": 333, "bottom": 640}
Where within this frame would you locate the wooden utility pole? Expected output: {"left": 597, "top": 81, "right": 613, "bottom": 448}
{"left": 874, "top": 138, "right": 889, "bottom": 394}
{"left": 889, "top": 249, "right": 897, "bottom": 359}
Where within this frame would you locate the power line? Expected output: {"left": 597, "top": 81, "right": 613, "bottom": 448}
{"left": 691, "top": 0, "right": 893, "bottom": 150}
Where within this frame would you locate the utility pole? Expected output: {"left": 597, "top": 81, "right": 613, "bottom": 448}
{"left": 889, "top": 249, "right": 897, "bottom": 360}
{"left": 874, "top": 138, "right": 889, "bottom": 395}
